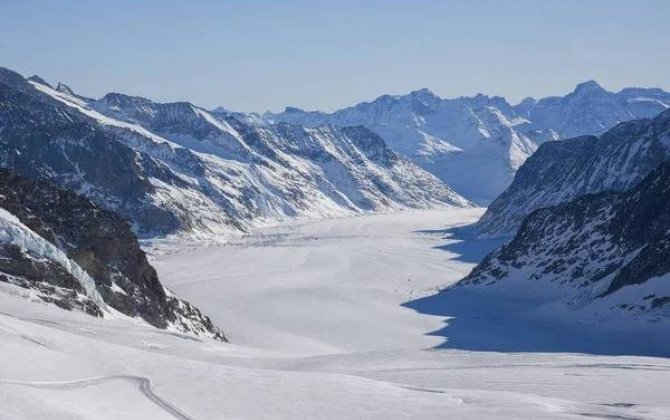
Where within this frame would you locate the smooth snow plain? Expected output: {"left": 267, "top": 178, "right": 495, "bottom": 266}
{"left": 1, "top": 208, "right": 669, "bottom": 419}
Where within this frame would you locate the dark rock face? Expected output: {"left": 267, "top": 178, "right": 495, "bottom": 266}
{"left": 0, "top": 67, "right": 184, "bottom": 236}
{"left": 477, "top": 109, "right": 670, "bottom": 236}
{"left": 0, "top": 169, "right": 226, "bottom": 341}
{"left": 0, "top": 244, "right": 102, "bottom": 317}
{"left": 460, "top": 162, "right": 670, "bottom": 316}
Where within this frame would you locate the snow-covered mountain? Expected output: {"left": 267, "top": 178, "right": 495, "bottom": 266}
{"left": 459, "top": 160, "right": 670, "bottom": 323}
{"left": 520, "top": 80, "right": 670, "bottom": 138}
{"left": 0, "top": 67, "right": 469, "bottom": 240}
{"left": 477, "top": 109, "right": 670, "bottom": 236}
{"left": 265, "top": 90, "right": 542, "bottom": 203}
{"left": 0, "top": 169, "right": 225, "bottom": 340}
{"left": 265, "top": 82, "right": 670, "bottom": 203}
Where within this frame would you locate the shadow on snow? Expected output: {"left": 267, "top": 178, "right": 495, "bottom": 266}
{"left": 403, "top": 226, "right": 670, "bottom": 358}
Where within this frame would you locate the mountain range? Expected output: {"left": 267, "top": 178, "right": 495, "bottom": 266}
{"left": 460, "top": 158, "right": 670, "bottom": 324}
{"left": 264, "top": 81, "right": 670, "bottom": 203}
{"left": 447, "top": 106, "right": 670, "bottom": 332}
{"left": 477, "top": 109, "right": 670, "bottom": 236}
{"left": 0, "top": 67, "right": 468, "bottom": 240}
{"left": 3, "top": 63, "right": 670, "bottom": 337}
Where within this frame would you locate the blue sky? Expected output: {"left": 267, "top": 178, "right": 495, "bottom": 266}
{"left": 1, "top": 0, "right": 669, "bottom": 112}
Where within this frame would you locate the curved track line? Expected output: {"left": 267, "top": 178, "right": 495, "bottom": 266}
{"left": 1, "top": 375, "right": 194, "bottom": 420}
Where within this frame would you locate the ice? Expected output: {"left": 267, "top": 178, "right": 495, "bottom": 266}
{"left": 0, "top": 207, "right": 103, "bottom": 304}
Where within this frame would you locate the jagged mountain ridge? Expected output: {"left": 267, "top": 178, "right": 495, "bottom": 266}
{"left": 1, "top": 69, "right": 188, "bottom": 235}
{"left": 0, "top": 169, "right": 225, "bottom": 340}
{"left": 459, "top": 160, "right": 670, "bottom": 323}
{"left": 522, "top": 80, "right": 670, "bottom": 138}
{"left": 477, "top": 109, "right": 670, "bottom": 236}
{"left": 264, "top": 81, "right": 670, "bottom": 203}
{"left": 0, "top": 66, "right": 469, "bottom": 240}
{"left": 264, "top": 90, "right": 543, "bottom": 203}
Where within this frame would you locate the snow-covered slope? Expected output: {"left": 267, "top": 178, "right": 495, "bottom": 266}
{"left": 265, "top": 82, "right": 670, "bottom": 203}
{"left": 2, "top": 269, "right": 669, "bottom": 420}
{"left": 0, "top": 169, "right": 224, "bottom": 340}
{"left": 459, "top": 161, "right": 670, "bottom": 324}
{"left": 0, "top": 67, "right": 469, "bottom": 240}
{"left": 1, "top": 208, "right": 669, "bottom": 419}
{"left": 477, "top": 109, "right": 670, "bottom": 236}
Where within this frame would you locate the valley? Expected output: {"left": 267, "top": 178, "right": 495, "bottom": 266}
{"left": 2, "top": 209, "right": 669, "bottom": 419}
{"left": 3, "top": 3, "right": 670, "bottom": 418}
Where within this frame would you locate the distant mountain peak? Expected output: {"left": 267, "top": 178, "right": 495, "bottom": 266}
{"left": 408, "top": 87, "right": 440, "bottom": 101}
{"left": 56, "top": 82, "right": 75, "bottom": 95}
{"left": 410, "top": 87, "right": 436, "bottom": 96}
{"left": 284, "top": 106, "right": 307, "bottom": 113}
{"left": 27, "top": 75, "right": 51, "bottom": 88}
{"left": 573, "top": 80, "right": 606, "bottom": 95}
{"left": 515, "top": 97, "right": 538, "bottom": 114}
{"left": 517, "top": 96, "right": 537, "bottom": 107}
{"left": 100, "top": 91, "right": 152, "bottom": 105}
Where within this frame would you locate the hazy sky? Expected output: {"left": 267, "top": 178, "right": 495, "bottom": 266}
{"left": 2, "top": 0, "right": 669, "bottom": 112}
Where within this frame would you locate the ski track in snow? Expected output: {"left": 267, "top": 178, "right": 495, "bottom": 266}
{"left": 1, "top": 208, "right": 669, "bottom": 419}
{"left": 0, "top": 376, "right": 193, "bottom": 420}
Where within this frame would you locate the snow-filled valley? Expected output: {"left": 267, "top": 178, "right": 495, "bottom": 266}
{"left": 2, "top": 209, "right": 669, "bottom": 419}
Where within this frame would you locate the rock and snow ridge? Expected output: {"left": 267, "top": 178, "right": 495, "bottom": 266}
{"left": 264, "top": 81, "right": 670, "bottom": 203}
{"left": 0, "top": 66, "right": 469, "bottom": 241}
{"left": 477, "top": 109, "right": 670, "bottom": 237}
{"left": 0, "top": 207, "right": 104, "bottom": 314}
{"left": 0, "top": 169, "right": 225, "bottom": 340}
{"left": 458, "top": 160, "right": 670, "bottom": 324}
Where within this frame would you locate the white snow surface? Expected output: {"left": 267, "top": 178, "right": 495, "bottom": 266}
{"left": 2, "top": 209, "right": 669, "bottom": 419}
